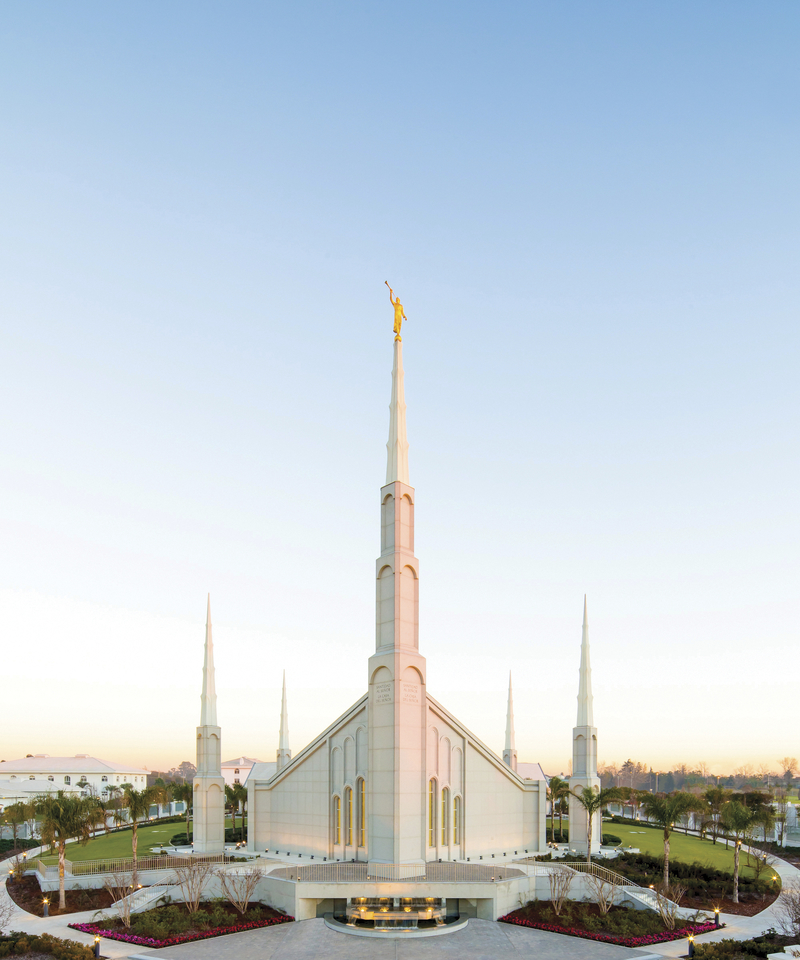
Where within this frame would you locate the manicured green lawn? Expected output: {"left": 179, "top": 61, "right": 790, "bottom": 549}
{"left": 36, "top": 817, "right": 246, "bottom": 864}
{"left": 606, "top": 821, "right": 767, "bottom": 879}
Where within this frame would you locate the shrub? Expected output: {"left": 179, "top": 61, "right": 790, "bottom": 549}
{"left": 694, "top": 931, "right": 797, "bottom": 959}
{"left": 0, "top": 931, "right": 94, "bottom": 959}
{"left": 602, "top": 833, "right": 622, "bottom": 845}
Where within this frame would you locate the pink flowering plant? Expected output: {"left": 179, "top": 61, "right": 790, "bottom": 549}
{"left": 500, "top": 913, "right": 717, "bottom": 947}
{"left": 69, "top": 913, "right": 293, "bottom": 947}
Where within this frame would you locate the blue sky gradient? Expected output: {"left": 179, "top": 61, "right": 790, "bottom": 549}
{"left": 1, "top": 2, "right": 798, "bottom": 772}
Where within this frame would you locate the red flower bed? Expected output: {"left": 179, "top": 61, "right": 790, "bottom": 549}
{"left": 68, "top": 914, "right": 293, "bottom": 948}
{"left": 499, "top": 914, "right": 718, "bottom": 948}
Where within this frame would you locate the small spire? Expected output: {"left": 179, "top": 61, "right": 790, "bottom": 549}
{"left": 200, "top": 594, "right": 218, "bottom": 727}
{"left": 279, "top": 670, "right": 290, "bottom": 750}
{"left": 577, "top": 594, "right": 594, "bottom": 727}
{"left": 503, "top": 671, "right": 518, "bottom": 771}
{"left": 276, "top": 670, "right": 292, "bottom": 771}
{"left": 505, "top": 672, "right": 516, "bottom": 753}
{"left": 386, "top": 339, "right": 410, "bottom": 485}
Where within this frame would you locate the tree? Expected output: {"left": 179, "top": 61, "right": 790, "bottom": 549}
{"left": 177, "top": 761, "right": 197, "bottom": 782}
{"left": 571, "top": 787, "right": 621, "bottom": 863}
{"left": 778, "top": 757, "right": 798, "bottom": 781}
{"left": 216, "top": 866, "right": 262, "bottom": 915}
{"left": 36, "top": 791, "right": 101, "bottom": 910}
{"left": 720, "top": 800, "right": 767, "bottom": 903}
{"left": 640, "top": 791, "right": 700, "bottom": 887}
{"left": 2, "top": 802, "right": 27, "bottom": 850}
{"left": 702, "top": 786, "right": 731, "bottom": 844}
{"left": 233, "top": 783, "right": 248, "bottom": 842}
{"left": 172, "top": 782, "right": 193, "bottom": 842}
{"left": 123, "top": 785, "right": 158, "bottom": 886}
{"left": 546, "top": 777, "right": 569, "bottom": 843}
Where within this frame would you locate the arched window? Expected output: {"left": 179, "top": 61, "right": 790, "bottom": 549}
{"left": 29, "top": 775, "right": 35, "bottom": 780}
{"left": 64, "top": 776, "right": 71, "bottom": 784}
{"left": 101, "top": 776, "right": 108, "bottom": 782}
{"left": 344, "top": 787, "right": 353, "bottom": 846}
{"left": 333, "top": 796, "right": 341, "bottom": 845}
{"left": 441, "top": 787, "right": 449, "bottom": 845}
{"left": 358, "top": 778, "right": 366, "bottom": 847}
{"left": 428, "top": 779, "right": 436, "bottom": 846}
{"left": 234, "top": 768, "right": 239, "bottom": 774}
{"left": 47, "top": 776, "right": 54, "bottom": 782}
{"left": 453, "top": 796, "right": 461, "bottom": 845}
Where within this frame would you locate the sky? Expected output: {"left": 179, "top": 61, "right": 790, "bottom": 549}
{"left": 1, "top": 2, "right": 798, "bottom": 776}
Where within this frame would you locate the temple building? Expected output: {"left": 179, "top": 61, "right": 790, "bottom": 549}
{"left": 189, "top": 329, "right": 601, "bottom": 924}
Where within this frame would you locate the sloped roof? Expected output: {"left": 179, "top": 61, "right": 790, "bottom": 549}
{"left": 0, "top": 756, "right": 148, "bottom": 775}
{"left": 517, "top": 761, "right": 547, "bottom": 781}
{"left": 221, "top": 757, "right": 261, "bottom": 767}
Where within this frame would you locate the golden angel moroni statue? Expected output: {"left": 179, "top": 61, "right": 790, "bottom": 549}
{"left": 385, "top": 281, "right": 407, "bottom": 340}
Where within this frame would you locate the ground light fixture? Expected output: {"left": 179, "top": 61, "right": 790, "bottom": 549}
{"left": 94, "top": 935, "right": 101, "bottom": 958}
{"left": 714, "top": 907, "right": 720, "bottom": 928}
{"left": 688, "top": 934, "right": 695, "bottom": 958}
{"left": 42, "top": 898, "right": 49, "bottom": 918}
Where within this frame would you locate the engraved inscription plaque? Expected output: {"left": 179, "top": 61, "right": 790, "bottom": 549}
{"left": 401, "top": 682, "right": 419, "bottom": 704}
{"left": 375, "top": 682, "right": 392, "bottom": 704}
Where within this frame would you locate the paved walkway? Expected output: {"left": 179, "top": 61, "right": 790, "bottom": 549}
{"left": 128, "top": 918, "right": 662, "bottom": 960}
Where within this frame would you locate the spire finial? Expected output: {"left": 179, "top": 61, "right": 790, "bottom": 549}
{"left": 386, "top": 339, "right": 410, "bottom": 485}
{"left": 577, "top": 594, "right": 594, "bottom": 727}
{"left": 200, "top": 594, "right": 218, "bottom": 727}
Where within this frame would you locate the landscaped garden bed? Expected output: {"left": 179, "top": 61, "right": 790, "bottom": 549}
{"left": 608, "top": 853, "right": 780, "bottom": 915}
{"left": 6, "top": 875, "right": 114, "bottom": 917}
{"left": 0, "top": 931, "right": 95, "bottom": 959}
{"left": 500, "top": 901, "right": 716, "bottom": 948}
{"left": 693, "top": 931, "right": 799, "bottom": 959}
{"left": 69, "top": 901, "right": 293, "bottom": 948}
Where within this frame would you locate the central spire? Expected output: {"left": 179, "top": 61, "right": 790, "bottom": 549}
{"left": 577, "top": 595, "right": 594, "bottom": 727}
{"left": 200, "top": 593, "right": 217, "bottom": 727}
{"left": 386, "top": 339, "right": 410, "bottom": 485}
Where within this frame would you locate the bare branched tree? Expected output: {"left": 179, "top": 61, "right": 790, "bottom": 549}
{"left": 0, "top": 891, "right": 15, "bottom": 935}
{"left": 173, "top": 860, "right": 215, "bottom": 914}
{"left": 216, "top": 866, "right": 262, "bottom": 916}
{"left": 585, "top": 874, "right": 618, "bottom": 915}
{"left": 102, "top": 869, "right": 135, "bottom": 928}
{"left": 775, "top": 881, "right": 800, "bottom": 939}
{"left": 547, "top": 868, "right": 574, "bottom": 917}
{"left": 653, "top": 881, "right": 686, "bottom": 931}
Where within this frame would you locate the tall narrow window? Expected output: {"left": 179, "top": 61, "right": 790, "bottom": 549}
{"left": 345, "top": 787, "right": 353, "bottom": 846}
{"left": 358, "top": 778, "right": 366, "bottom": 846}
{"left": 333, "top": 796, "right": 341, "bottom": 845}
{"left": 453, "top": 796, "right": 461, "bottom": 845}
{"left": 428, "top": 779, "right": 436, "bottom": 846}
{"left": 441, "top": 787, "right": 449, "bottom": 845}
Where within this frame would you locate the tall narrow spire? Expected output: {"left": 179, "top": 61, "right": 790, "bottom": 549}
{"left": 200, "top": 593, "right": 217, "bottom": 727}
{"left": 503, "top": 671, "right": 518, "bottom": 772}
{"left": 386, "top": 339, "right": 410, "bottom": 485}
{"left": 276, "top": 670, "right": 292, "bottom": 771}
{"left": 577, "top": 594, "right": 594, "bottom": 727}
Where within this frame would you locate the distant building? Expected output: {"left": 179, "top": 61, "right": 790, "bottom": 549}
{"left": 221, "top": 756, "right": 263, "bottom": 787}
{"left": 0, "top": 754, "right": 148, "bottom": 811}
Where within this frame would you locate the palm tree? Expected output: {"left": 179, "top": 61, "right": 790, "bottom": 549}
{"left": 123, "top": 786, "right": 158, "bottom": 886}
{"left": 36, "top": 792, "right": 101, "bottom": 910}
{"left": 571, "top": 787, "right": 621, "bottom": 863}
{"left": 172, "top": 782, "right": 193, "bottom": 843}
{"left": 640, "top": 791, "right": 700, "bottom": 887}
{"left": 701, "top": 786, "right": 730, "bottom": 844}
{"left": 547, "top": 777, "right": 568, "bottom": 843}
{"left": 233, "top": 783, "right": 248, "bottom": 842}
{"left": 2, "top": 802, "right": 27, "bottom": 851}
{"left": 720, "top": 800, "right": 767, "bottom": 903}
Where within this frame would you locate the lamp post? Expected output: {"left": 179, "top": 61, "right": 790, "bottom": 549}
{"left": 714, "top": 907, "right": 720, "bottom": 928}
{"left": 42, "top": 898, "right": 49, "bottom": 918}
{"left": 688, "top": 934, "right": 695, "bottom": 958}
{"left": 94, "top": 934, "right": 101, "bottom": 958}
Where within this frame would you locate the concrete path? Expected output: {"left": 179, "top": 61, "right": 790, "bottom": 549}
{"left": 129, "top": 918, "right": 662, "bottom": 960}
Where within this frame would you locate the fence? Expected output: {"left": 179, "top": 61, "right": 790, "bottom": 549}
{"left": 268, "top": 861, "right": 525, "bottom": 884}
{"left": 33, "top": 853, "right": 228, "bottom": 880}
